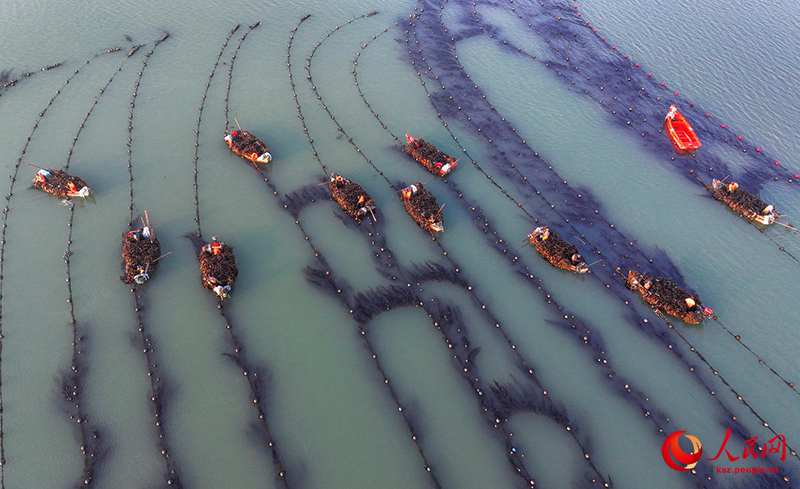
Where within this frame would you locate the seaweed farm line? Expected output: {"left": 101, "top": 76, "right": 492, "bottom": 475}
{"left": 0, "top": 0, "right": 798, "bottom": 488}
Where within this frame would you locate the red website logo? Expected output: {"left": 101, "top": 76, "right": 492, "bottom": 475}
{"left": 662, "top": 429, "right": 786, "bottom": 474}
{"left": 662, "top": 431, "right": 703, "bottom": 471}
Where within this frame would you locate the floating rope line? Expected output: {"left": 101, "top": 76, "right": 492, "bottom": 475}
{"left": 191, "top": 24, "right": 241, "bottom": 239}
{"left": 0, "top": 45, "right": 130, "bottom": 489}
{"left": 61, "top": 202, "right": 102, "bottom": 487}
{"left": 350, "top": 14, "right": 792, "bottom": 484}
{"left": 223, "top": 22, "right": 261, "bottom": 132}
{"left": 0, "top": 60, "right": 66, "bottom": 95}
{"left": 214, "top": 302, "right": 290, "bottom": 487}
{"left": 59, "top": 43, "right": 147, "bottom": 487}
{"left": 194, "top": 23, "right": 292, "bottom": 487}
{"left": 656, "top": 309, "right": 799, "bottom": 466}
{"left": 304, "top": 14, "right": 614, "bottom": 487}
{"left": 123, "top": 33, "right": 182, "bottom": 488}
{"left": 127, "top": 35, "right": 169, "bottom": 224}
{"left": 286, "top": 14, "right": 329, "bottom": 178}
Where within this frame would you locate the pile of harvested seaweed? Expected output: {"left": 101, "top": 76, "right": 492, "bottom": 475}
{"left": 711, "top": 180, "right": 773, "bottom": 217}
{"left": 528, "top": 226, "right": 585, "bottom": 272}
{"left": 400, "top": 182, "right": 443, "bottom": 232}
{"left": 404, "top": 135, "right": 457, "bottom": 176}
{"left": 198, "top": 240, "right": 238, "bottom": 298}
{"left": 224, "top": 130, "right": 271, "bottom": 164}
{"left": 122, "top": 228, "right": 160, "bottom": 284}
{"left": 626, "top": 270, "right": 710, "bottom": 324}
{"left": 328, "top": 174, "right": 376, "bottom": 220}
{"left": 32, "top": 169, "right": 90, "bottom": 198}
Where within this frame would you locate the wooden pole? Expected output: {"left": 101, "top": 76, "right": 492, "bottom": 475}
{"left": 434, "top": 203, "right": 445, "bottom": 220}
{"left": 151, "top": 251, "right": 173, "bottom": 263}
{"left": 774, "top": 221, "right": 798, "bottom": 231}
{"left": 22, "top": 161, "right": 47, "bottom": 171}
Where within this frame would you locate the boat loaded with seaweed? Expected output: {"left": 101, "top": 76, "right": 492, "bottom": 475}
{"left": 710, "top": 179, "right": 777, "bottom": 226}
{"left": 399, "top": 182, "right": 444, "bottom": 233}
{"left": 665, "top": 105, "right": 701, "bottom": 151}
{"left": 122, "top": 211, "right": 164, "bottom": 285}
{"left": 28, "top": 162, "right": 91, "bottom": 199}
{"left": 404, "top": 134, "right": 458, "bottom": 177}
{"left": 626, "top": 270, "right": 713, "bottom": 324}
{"left": 224, "top": 128, "right": 272, "bottom": 167}
{"left": 198, "top": 236, "right": 238, "bottom": 300}
{"left": 328, "top": 173, "right": 377, "bottom": 221}
{"left": 527, "top": 226, "right": 590, "bottom": 273}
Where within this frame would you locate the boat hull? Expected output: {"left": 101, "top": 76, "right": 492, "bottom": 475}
{"left": 665, "top": 105, "right": 701, "bottom": 151}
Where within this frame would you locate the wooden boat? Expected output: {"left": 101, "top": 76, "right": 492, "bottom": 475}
{"left": 404, "top": 134, "right": 458, "bottom": 177}
{"left": 665, "top": 105, "right": 701, "bottom": 151}
{"left": 32, "top": 168, "right": 91, "bottom": 198}
{"left": 122, "top": 211, "right": 161, "bottom": 285}
{"left": 224, "top": 129, "right": 272, "bottom": 167}
{"left": 527, "top": 226, "right": 588, "bottom": 273}
{"left": 399, "top": 182, "right": 444, "bottom": 233}
{"left": 198, "top": 237, "right": 238, "bottom": 300}
{"left": 710, "top": 179, "right": 775, "bottom": 225}
{"left": 626, "top": 270, "right": 712, "bottom": 324}
{"left": 328, "top": 173, "right": 377, "bottom": 221}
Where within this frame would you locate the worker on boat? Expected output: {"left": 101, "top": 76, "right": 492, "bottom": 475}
{"left": 213, "top": 284, "right": 231, "bottom": 298}
{"left": 67, "top": 181, "right": 78, "bottom": 193}
{"left": 35, "top": 169, "right": 51, "bottom": 183}
{"left": 727, "top": 182, "right": 739, "bottom": 193}
{"left": 127, "top": 230, "right": 140, "bottom": 241}
{"left": 685, "top": 297, "right": 697, "bottom": 311}
{"left": 357, "top": 195, "right": 365, "bottom": 205}
{"left": 762, "top": 205, "right": 775, "bottom": 215}
{"left": 202, "top": 236, "right": 222, "bottom": 255}
{"left": 134, "top": 265, "right": 150, "bottom": 285}
{"left": 666, "top": 105, "right": 677, "bottom": 121}
{"left": 570, "top": 253, "right": 583, "bottom": 265}
{"left": 540, "top": 228, "right": 550, "bottom": 241}
{"left": 643, "top": 279, "right": 652, "bottom": 291}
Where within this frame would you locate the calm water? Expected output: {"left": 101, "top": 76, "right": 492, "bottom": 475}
{"left": 1, "top": 0, "right": 798, "bottom": 488}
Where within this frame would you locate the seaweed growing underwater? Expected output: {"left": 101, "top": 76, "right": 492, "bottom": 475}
{"left": 122, "top": 33, "right": 183, "bottom": 488}
{"left": 191, "top": 21, "right": 294, "bottom": 488}
{"left": 390, "top": 3, "right": 800, "bottom": 407}
{"left": 298, "top": 9, "right": 794, "bottom": 486}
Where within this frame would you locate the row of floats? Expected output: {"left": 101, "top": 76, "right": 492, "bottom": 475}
{"left": 26, "top": 106, "right": 794, "bottom": 319}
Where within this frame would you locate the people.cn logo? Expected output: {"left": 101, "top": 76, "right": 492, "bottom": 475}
{"left": 662, "top": 431, "right": 703, "bottom": 471}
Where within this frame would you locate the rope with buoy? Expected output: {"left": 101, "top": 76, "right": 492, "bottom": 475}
{"left": 192, "top": 24, "right": 241, "bottom": 239}
{"left": 123, "top": 33, "right": 182, "bottom": 488}
{"left": 224, "top": 22, "right": 261, "bottom": 132}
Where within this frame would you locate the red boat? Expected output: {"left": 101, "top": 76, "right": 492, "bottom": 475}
{"left": 665, "top": 105, "right": 701, "bottom": 150}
